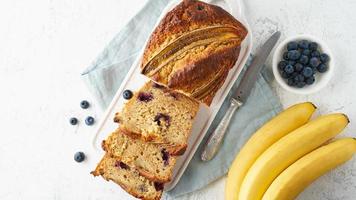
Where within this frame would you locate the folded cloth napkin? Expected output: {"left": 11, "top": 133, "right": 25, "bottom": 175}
{"left": 82, "top": 0, "right": 282, "bottom": 198}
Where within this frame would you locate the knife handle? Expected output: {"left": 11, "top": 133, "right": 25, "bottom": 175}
{"left": 201, "top": 98, "right": 243, "bottom": 161}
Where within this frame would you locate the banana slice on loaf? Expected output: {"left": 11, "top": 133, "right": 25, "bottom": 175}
{"left": 141, "top": 0, "right": 248, "bottom": 105}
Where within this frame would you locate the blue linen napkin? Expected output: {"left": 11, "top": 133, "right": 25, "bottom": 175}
{"left": 82, "top": 0, "right": 282, "bottom": 198}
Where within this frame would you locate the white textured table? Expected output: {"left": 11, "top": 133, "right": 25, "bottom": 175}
{"left": 1, "top": 0, "right": 355, "bottom": 199}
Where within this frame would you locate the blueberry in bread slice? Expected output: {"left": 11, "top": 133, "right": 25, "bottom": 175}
{"left": 91, "top": 154, "right": 163, "bottom": 200}
{"left": 102, "top": 129, "right": 177, "bottom": 182}
{"left": 114, "top": 81, "right": 199, "bottom": 155}
{"left": 141, "top": 0, "right": 248, "bottom": 105}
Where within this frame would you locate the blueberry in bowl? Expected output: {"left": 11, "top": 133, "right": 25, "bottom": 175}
{"left": 272, "top": 35, "right": 334, "bottom": 94}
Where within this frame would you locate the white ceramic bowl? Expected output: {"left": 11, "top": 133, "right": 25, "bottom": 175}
{"left": 272, "top": 35, "right": 334, "bottom": 94}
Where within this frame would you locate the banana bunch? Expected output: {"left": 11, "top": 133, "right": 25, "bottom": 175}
{"left": 225, "top": 102, "right": 355, "bottom": 200}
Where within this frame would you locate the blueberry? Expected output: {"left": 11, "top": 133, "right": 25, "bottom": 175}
{"left": 281, "top": 71, "right": 290, "bottom": 79}
{"left": 320, "top": 53, "right": 330, "bottom": 63}
{"left": 115, "top": 161, "right": 130, "bottom": 170}
{"left": 283, "top": 52, "right": 289, "bottom": 60}
{"left": 278, "top": 61, "right": 287, "bottom": 70}
{"left": 311, "top": 66, "right": 318, "bottom": 74}
{"left": 302, "top": 49, "right": 311, "bottom": 56}
{"left": 291, "top": 72, "right": 299, "bottom": 78}
{"left": 137, "top": 92, "right": 153, "bottom": 102}
{"left": 294, "top": 63, "right": 304, "bottom": 72}
{"left": 85, "top": 116, "right": 95, "bottom": 126}
{"left": 287, "top": 78, "right": 295, "bottom": 86}
{"left": 80, "top": 100, "right": 90, "bottom": 109}
{"left": 302, "top": 67, "right": 313, "bottom": 77}
{"left": 311, "top": 50, "right": 320, "bottom": 58}
{"left": 306, "top": 76, "right": 315, "bottom": 85}
{"left": 296, "top": 81, "right": 306, "bottom": 88}
{"left": 287, "top": 41, "right": 298, "bottom": 50}
{"left": 288, "top": 60, "right": 296, "bottom": 66}
{"left": 287, "top": 50, "right": 301, "bottom": 60}
{"left": 294, "top": 74, "right": 305, "bottom": 83}
{"left": 74, "top": 152, "right": 85, "bottom": 162}
{"left": 298, "top": 55, "right": 309, "bottom": 65}
{"left": 299, "top": 40, "right": 309, "bottom": 49}
{"left": 317, "top": 63, "right": 328, "bottom": 73}
{"left": 309, "top": 57, "right": 320, "bottom": 67}
{"left": 69, "top": 117, "right": 78, "bottom": 125}
{"left": 309, "top": 42, "right": 318, "bottom": 51}
{"left": 123, "top": 90, "right": 133, "bottom": 100}
{"left": 284, "top": 64, "right": 294, "bottom": 74}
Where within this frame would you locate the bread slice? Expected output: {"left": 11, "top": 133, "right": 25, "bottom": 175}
{"left": 102, "top": 129, "right": 177, "bottom": 182}
{"left": 114, "top": 81, "right": 199, "bottom": 155}
{"left": 140, "top": 0, "right": 247, "bottom": 105}
{"left": 91, "top": 154, "right": 163, "bottom": 200}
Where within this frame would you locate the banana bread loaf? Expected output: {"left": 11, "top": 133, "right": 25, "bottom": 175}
{"left": 140, "top": 0, "right": 248, "bottom": 105}
{"left": 91, "top": 154, "right": 163, "bottom": 200}
{"left": 114, "top": 81, "right": 199, "bottom": 155}
{"left": 102, "top": 129, "right": 177, "bottom": 182}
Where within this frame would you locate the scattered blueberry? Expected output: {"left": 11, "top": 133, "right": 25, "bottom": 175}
{"left": 302, "top": 49, "right": 311, "bottom": 56}
{"left": 302, "top": 67, "right": 313, "bottom": 77}
{"left": 283, "top": 52, "right": 289, "bottom": 60}
{"left": 294, "top": 74, "right": 305, "bottom": 83}
{"left": 287, "top": 41, "right": 298, "bottom": 50}
{"left": 74, "top": 152, "right": 85, "bottom": 162}
{"left": 287, "top": 50, "right": 301, "bottom": 60}
{"left": 80, "top": 100, "right": 90, "bottom": 109}
{"left": 299, "top": 40, "right": 309, "bottom": 49}
{"left": 115, "top": 161, "right": 130, "bottom": 170}
{"left": 69, "top": 117, "right": 78, "bottom": 125}
{"left": 284, "top": 64, "right": 294, "bottom": 74}
{"left": 309, "top": 57, "right": 320, "bottom": 67}
{"left": 320, "top": 53, "right": 330, "bottom": 63}
{"left": 296, "top": 81, "right": 306, "bottom": 88}
{"left": 298, "top": 55, "right": 309, "bottom": 65}
{"left": 278, "top": 61, "right": 288, "bottom": 70}
{"left": 311, "top": 50, "right": 320, "bottom": 58}
{"left": 123, "top": 90, "right": 133, "bottom": 100}
{"left": 317, "top": 63, "right": 328, "bottom": 73}
{"left": 306, "top": 76, "right": 315, "bottom": 85}
{"left": 85, "top": 116, "right": 95, "bottom": 126}
{"left": 294, "top": 63, "right": 304, "bottom": 72}
{"left": 309, "top": 42, "right": 318, "bottom": 51}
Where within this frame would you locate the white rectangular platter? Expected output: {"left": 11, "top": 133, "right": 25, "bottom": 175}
{"left": 91, "top": 0, "right": 252, "bottom": 191}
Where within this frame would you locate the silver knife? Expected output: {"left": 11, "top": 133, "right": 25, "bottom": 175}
{"left": 201, "top": 31, "right": 281, "bottom": 161}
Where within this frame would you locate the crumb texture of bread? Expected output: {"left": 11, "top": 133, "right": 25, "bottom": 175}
{"left": 103, "top": 129, "right": 177, "bottom": 182}
{"left": 115, "top": 81, "right": 199, "bottom": 155}
{"left": 141, "top": 0, "right": 248, "bottom": 105}
{"left": 92, "top": 154, "right": 163, "bottom": 200}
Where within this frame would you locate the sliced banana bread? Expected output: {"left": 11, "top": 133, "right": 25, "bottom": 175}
{"left": 114, "top": 81, "right": 199, "bottom": 155}
{"left": 91, "top": 154, "right": 163, "bottom": 200}
{"left": 102, "top": 129, "right": 176, "bottom": 182}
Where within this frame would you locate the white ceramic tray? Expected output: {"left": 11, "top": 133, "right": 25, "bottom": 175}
{"left": 92, "top": 0, "right": 252, "bottom": 191}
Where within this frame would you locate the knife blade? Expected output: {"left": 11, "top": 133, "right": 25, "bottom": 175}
{"left": 201, "top": 31, "right": 281, "bottom": 161}
{"left": 234, "top": 31, "right": 281, "bottom": 102}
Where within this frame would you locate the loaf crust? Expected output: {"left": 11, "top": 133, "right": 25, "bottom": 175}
{"left": 141, "top": 0, "right": 247, "bottom": 105}
{"left": 91, "top": 154, "right": 163, "bottom": 200}
{"left": 102, "top": 129, "right": 177, "bottom": 182}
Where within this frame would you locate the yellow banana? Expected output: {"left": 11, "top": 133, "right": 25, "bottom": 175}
{"left": 239, "top": 113, "right": 349, "bottom": 200}
{"left": 225, "top": 102, "right": 316, "bottom": 200}
{"left": 262, "top": 138, "right": 356, "bottom": 200}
